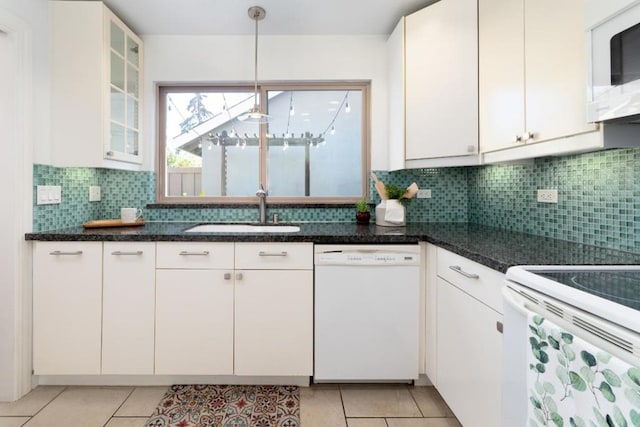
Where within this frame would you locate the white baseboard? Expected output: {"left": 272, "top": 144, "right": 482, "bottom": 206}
{"left": 35, "top": 375, "right": 311, "bottom": 387}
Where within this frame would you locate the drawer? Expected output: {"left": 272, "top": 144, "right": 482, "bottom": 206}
{"left": 235, "top": 243, "right": 313, "bottom": 270}
{"left": 436, "top": 247, "right": 505, "bottom": 313}
{"left": 156, "top": 242, "right": 234, "bottom": 269}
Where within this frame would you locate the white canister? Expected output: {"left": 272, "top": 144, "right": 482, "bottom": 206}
{"left": 375, "top": 199, "right": 406, "bottom": 226}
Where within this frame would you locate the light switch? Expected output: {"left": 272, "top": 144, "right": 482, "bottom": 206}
{"left": 37, "top": 185, "right": 62, "bottom": 205}
{"left": 89, "top": 186, "right": 101, "bottom": 202}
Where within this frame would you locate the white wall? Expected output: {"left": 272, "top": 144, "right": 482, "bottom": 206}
{"left": 0, "top": 0, "right": 48, "bottom": 402}
{"left": 0, "top": 0, "right": 50, "bottom": 165}
{"left": 143, "top": 34, "right": 390, "bottom": 171}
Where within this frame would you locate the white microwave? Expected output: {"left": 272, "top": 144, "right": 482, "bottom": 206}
{"left": 587, "top": 0, "right": 640, "bottom": 122}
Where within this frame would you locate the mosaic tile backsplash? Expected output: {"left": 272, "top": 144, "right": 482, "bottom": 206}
{"left": 32, "top": 145, "right": 640, "bottom": 254}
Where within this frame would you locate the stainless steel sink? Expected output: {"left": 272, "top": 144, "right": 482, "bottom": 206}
{"left": 184, "top": 223, "right": 301, "bottom": 233}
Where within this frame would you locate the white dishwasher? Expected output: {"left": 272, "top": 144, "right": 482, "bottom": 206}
{"left": 314, "top": 244, "right": 420, "bottom": 382}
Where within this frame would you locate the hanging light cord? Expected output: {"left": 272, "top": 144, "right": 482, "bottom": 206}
{"left": 320, "top": 91, "right": 350, "bottom": 137}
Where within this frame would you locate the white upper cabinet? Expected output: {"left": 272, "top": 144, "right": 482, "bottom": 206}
{"left": 51, "top": 1, "right": 143, "bottom": 169}
{"left": 479, "top": 0, "right": 599, "bottom": 161}
{"left": 388, "top": 0, "right": 480, "bottom": 170}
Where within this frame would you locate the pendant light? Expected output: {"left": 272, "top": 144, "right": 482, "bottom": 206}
{"left": 239, "top": 6, "right": 271, "bottom": 123}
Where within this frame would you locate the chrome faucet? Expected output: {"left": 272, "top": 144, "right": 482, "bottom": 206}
{"left": 256, "top": 185, "right": 267, "bottom": 224}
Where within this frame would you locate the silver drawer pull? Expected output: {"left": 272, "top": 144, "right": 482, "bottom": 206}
{"left": 258, "top": 251, "right": 288, "bottom": 257}
{"left": 111, "top": 251, "right": 143, "bottom": 256}
{"left": 49, "top": 250, "right": 83, "bottom": 256}
{"left": 224, "top": 273, "right": 231, "bottom": 280}
{"left": 449, "top": 265, "right": 479, "bottom": 279}
{"left": 236, "top": 273, "right": 243, "bottom": 281}
{"left": 179, "top": 251, "right": 210, "bottom": 256}
{"left": 496, "top": 321, "right": 503, "bottom": 334}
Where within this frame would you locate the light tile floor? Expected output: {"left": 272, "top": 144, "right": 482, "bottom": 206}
{"left": 0, "top": 384, "right": 460, "bottom": 427}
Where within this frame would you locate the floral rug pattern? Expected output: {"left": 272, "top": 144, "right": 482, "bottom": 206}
{"left": 145, "top": 385, "right": 300, "bottom": 427}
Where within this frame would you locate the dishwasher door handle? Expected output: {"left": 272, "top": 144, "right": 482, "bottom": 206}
{"left": 449, "top": 265, "right": 479, "bottom": 279}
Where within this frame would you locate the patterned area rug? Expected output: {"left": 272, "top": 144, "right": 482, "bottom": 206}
{"left": 145, "top": 385, "right": 300, "bottom": 427}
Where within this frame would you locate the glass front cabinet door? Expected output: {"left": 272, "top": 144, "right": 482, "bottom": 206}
{"left": 106, "top": 13, "right": 143, "bottom": 164}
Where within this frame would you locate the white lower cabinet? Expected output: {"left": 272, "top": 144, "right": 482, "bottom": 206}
{"left": 234, "top": 270, "right": 313, "bottom": 376}
{"left": 431, "top": 247, "right": 505, "bottom": 427}
{"left": 102, "top": 242, "right": 156, "bottom": 374}
{"left": 33, "top": 241, "right": 103, "bottom": 375}
{"left": 155, "top": 269, "right": 234, "bottom": 375}
{"left": 436, "top": 277, "right": 503, "bottom": 427}
{"left": 154, "top": 241, "right": 313, "bottom": 377}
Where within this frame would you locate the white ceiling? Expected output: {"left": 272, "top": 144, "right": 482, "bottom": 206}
{"left": 60, "top": 0, "right": 437, "bottom": 36}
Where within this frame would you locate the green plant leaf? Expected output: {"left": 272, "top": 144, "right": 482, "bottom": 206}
{"left": 530, "top": 325, "right": 540, "bottom": 336}
{"left": 539, "top": 341, "right": 549, "bottom": 349}
{"left": 597, "top": 352, "right": 612, "bottom": 364}
{"left": 602, "top": 369, "right": 622, "bottom": 387}
{"left": 580, "top": 366, "right": 595, "bottom": 383}
{"left": 569, "top": 417, "right": 586, "bottom": 427}
{"left": 570, "top": 371, "right": 586, "bottom": 391}
{"left": 563, "top": 345, "right": 576, "bottom": 362}
{"left": 599, "top": 381, "right": 616, "bottom": 402}
{"left": 530, "top": 395, "right": 542, "bottom": 409}
{"left": 556, "top": 365, "right": 570, "bottom": 385}
{"left": 530, "top": 336, "right": 540, "bottom": 350}
{"left": 544, "top": 395, "right": 558, "bottom": 413}
{"left": 628, "top": 368, "right": 640, "bottom": 388}
{"left": 561, "top": 333, "right": 574, "bottom": 344}
{"left": 593, "top": 407, "right": 608, "bottom": 427}
{"left": 580, "top": 351, "right": 597, "bottom": 367}
{"left": 549, "top": 336, "right": 560, "bottom": 350}
{"left": 551, "top": 411, "right": 564, "bottom": 427}
{"left": 535, "top": 381, "right": 545, "bottom": 395}
{"left": 544, "top": 381, "right": 556, "bottom": 395}
{"left": 534, "top": 407, "right": 547, "bottom": 426}
{"left": 537, "top": 363, "right": 546, "bottom": 374}
{"left": 630, "top": 409, "right": 640, "bottom": 427}
{"left": 625, "top": 388, "right": 640, "bottom": 408}
{"left": 534, "top": 316, "right": 544, "bottom": 326}
{"left": 612, "top": 405, "right": 627, "bottom": 427}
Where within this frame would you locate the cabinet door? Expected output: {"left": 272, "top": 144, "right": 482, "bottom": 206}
{"left": 155, "top": 269, "right": 234, "bottom": 375}
{"left": 436, "top": 277, "right": 502, "bottom": 427}
{"left": 102, "top": 242, "right": 155, "bottom": 374}
{"left": 106, "top": 10, "right": 143, "bottom": 164}
{"left": 405, "top": 0, "right": 478, "bottom": 160}
{"left": 388, "top": 17, "right": 406, "bottom": 171}
{"left": 234, "top": 270, "right": 313, "bottom": 376}
{"left": 524, "top": 0, "right": 597, "bottom": 142}
{"left": 33, "top": 242, "right": 103, "bottom": 375}
{"left": 478, "top": 0, "right": 525, "bottom": 153}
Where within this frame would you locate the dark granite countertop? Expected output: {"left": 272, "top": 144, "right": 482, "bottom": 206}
{"left": 25, "top": 222, "right": 640, "bottom": 273}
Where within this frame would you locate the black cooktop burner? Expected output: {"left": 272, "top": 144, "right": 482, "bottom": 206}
{"left": 535, "top": 270, "right": 640, "bottom": 311}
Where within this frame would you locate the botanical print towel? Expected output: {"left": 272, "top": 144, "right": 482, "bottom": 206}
{"left": 527, "top": 314, "right": 640, "bottom": 426}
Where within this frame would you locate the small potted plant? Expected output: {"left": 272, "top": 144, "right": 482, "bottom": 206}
{"left": 355, "top": 198, "right": 371, "bottom": 225}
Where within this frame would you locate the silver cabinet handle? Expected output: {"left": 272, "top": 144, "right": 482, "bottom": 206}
{"left": 179, "top": 251, "right": 210, "bottom": 256}
{"left": 224, "top": 273, "right": 231, "bottom": 280}
{"left": 236, "top": 273, "right": 243, "bottom": 281}
{"left": 449, "top": 265, "right": 479, "bottom": 279}
{"left": 111, "top": 251, "right": 143, "bottom": 256}
{"left": 523, "top": 131, "right": 535, "bottom": 141}
{"left": 496, "top": 321, "right": 503, "bottom": 334}
{"left": 258, "top": 251, "right": 288, "bottom": 257}
{"left": 513, "top": 135, "right": 523, "bottom": 143}
{"left": 49, "top": 250, "right": 83, "bottom": 256}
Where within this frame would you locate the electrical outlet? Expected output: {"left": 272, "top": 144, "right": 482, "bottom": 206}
{"left": 36, "top": 185, "right": 62, "bottom": 205}
{"left": 417, "top": 189, "right": 432, "bottom": 199}
{"left": 537, "top": 189, "right": 558, "bottom": 203}
{"left": 89, "top": 185, "right": 101, "bottom": 202}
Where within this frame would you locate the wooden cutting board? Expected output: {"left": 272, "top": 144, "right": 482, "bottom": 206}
{"left": 83, "top": 219, "right": 145, "bottom": 229}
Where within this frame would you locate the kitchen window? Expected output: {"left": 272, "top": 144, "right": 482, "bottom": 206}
{"left": 156, "top": 82, "right": 370, "bottom": 204}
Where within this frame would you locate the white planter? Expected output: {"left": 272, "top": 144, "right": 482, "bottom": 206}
{"left": 375, "top": 199, "right": 406, "bottom": 226}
